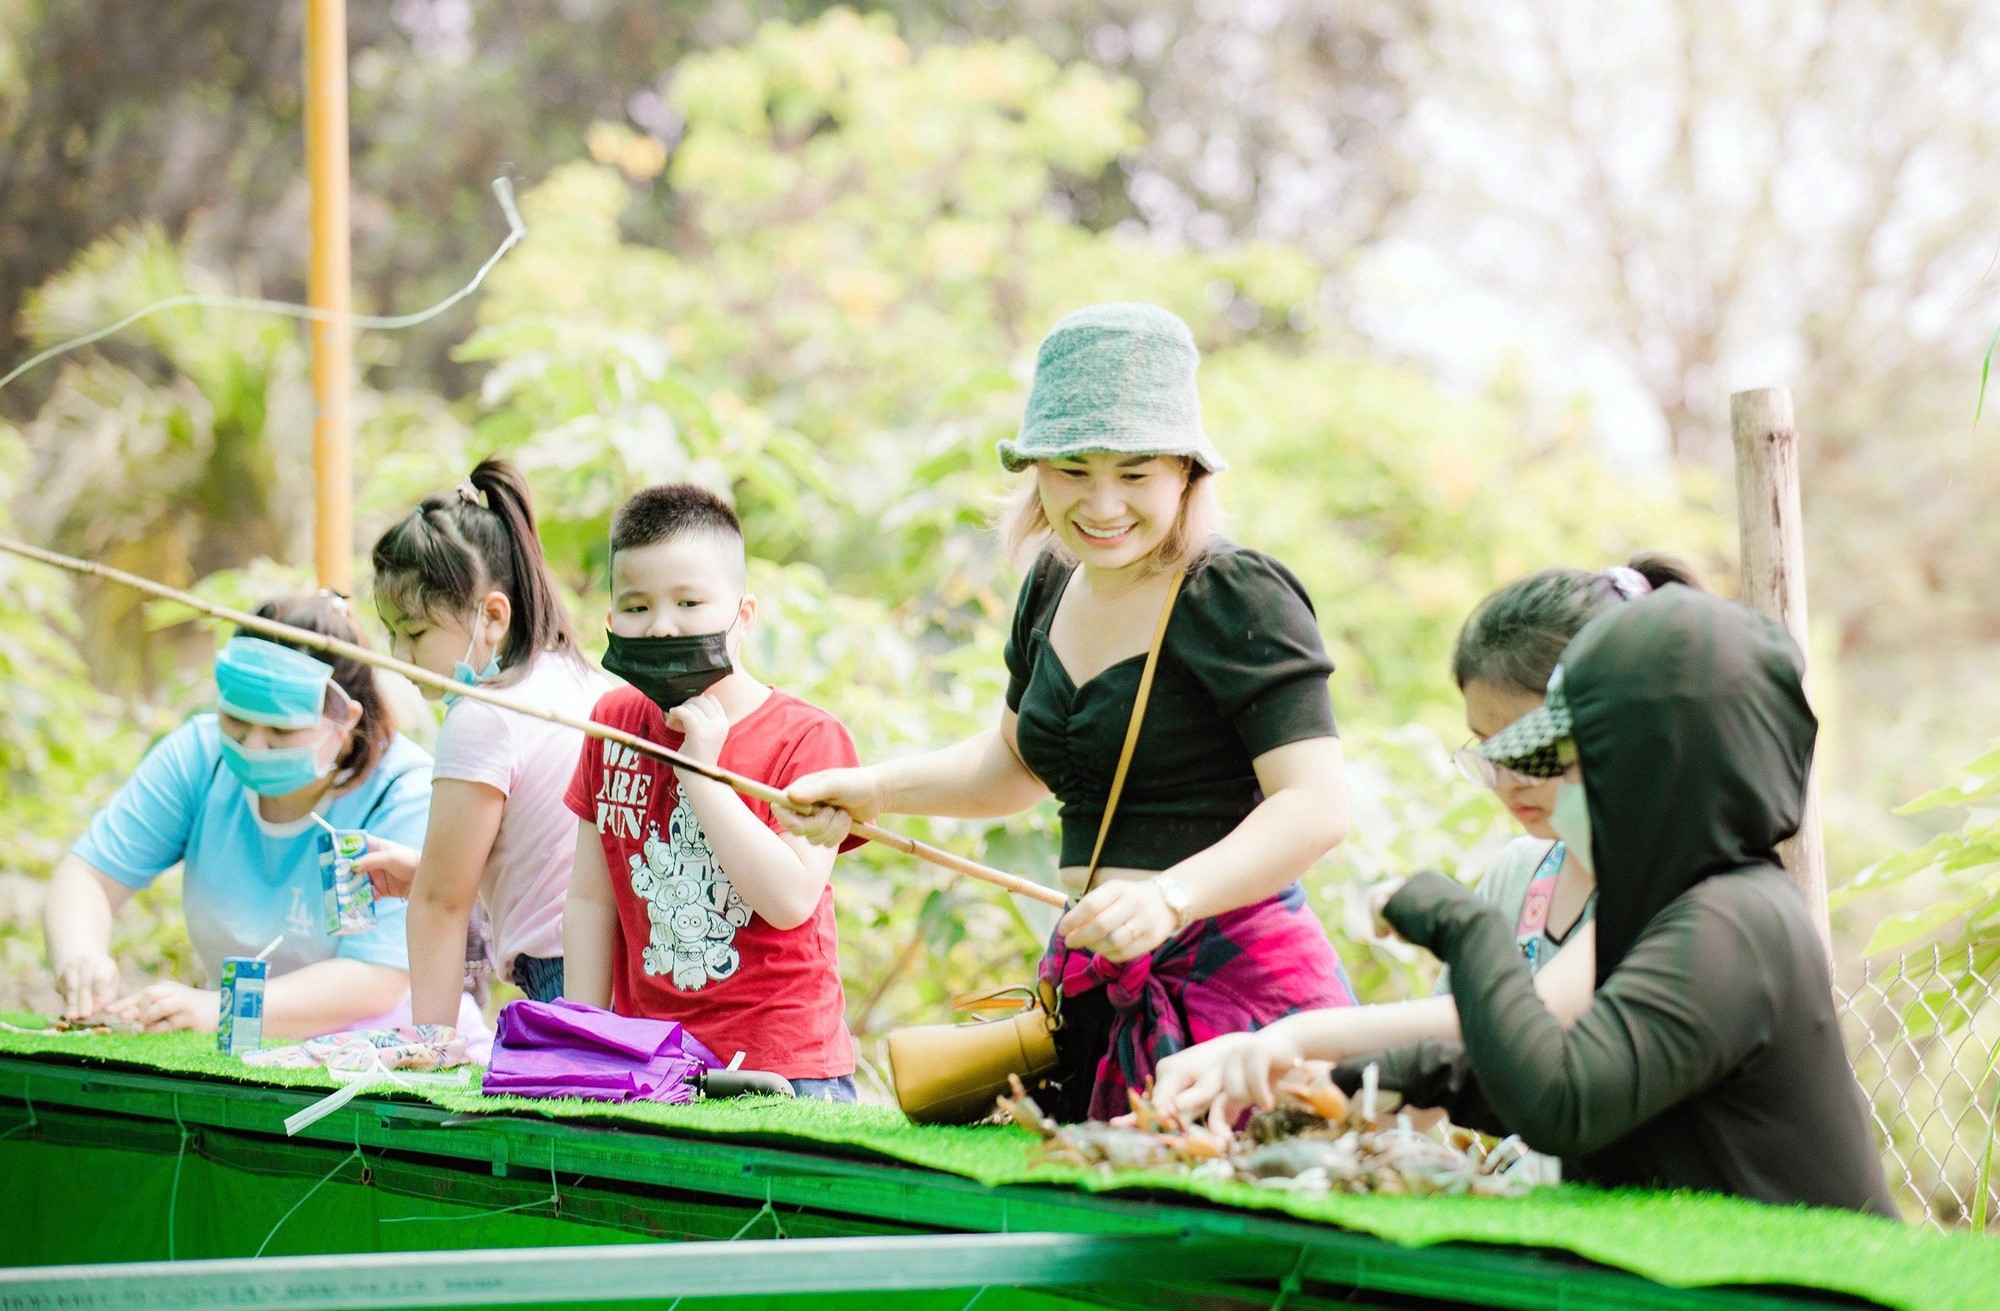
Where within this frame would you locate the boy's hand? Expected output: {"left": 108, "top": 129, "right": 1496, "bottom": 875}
{"left": 779, "top": 768, "right": 885, "bottom": 847}
{"left": 665, "top": 693, "right": 730, "bottom": 767}
{"left": 354, "top": 836, "right": 419, "bottom": 898}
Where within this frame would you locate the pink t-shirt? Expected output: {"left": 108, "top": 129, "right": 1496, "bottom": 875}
{"left": 431, "top": 652, "right": 609, "bottom": 977}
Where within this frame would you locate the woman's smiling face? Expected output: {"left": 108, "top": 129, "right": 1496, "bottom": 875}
{"left": 1035, "top": 452, "right": 1190, "bottom": 572}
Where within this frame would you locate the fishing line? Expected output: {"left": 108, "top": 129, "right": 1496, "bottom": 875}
{"left": 166, "top": 1093, "right": 188, "bottom": 1261}
{"left": 380, "top": 1140, "right": 563, "bottom": 1224}
{"left": 254, "top": 1115, "right": 372, "bottom": 1257}
{"left": 254, "top": 1145, "right": 364, "bottom": 1257}
{"left": 661, "top": 1185, "right": 789, "bottom": 1311}
{"left": 0, "top": 1075, "right": 35, "bottom": 1144}
{"left": 0, "top": 176, "right": 526, "bottom": 397}
{"left": 1267, "top": 1245, "right": 1311, "bottom": 1311}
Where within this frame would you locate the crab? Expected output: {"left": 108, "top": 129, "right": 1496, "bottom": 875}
{"left": 0, "top": 1012, "right": 143, "bottom": 1037}
{"left": 56, "top": 1011, "right": 142, "bottom": 1034}
{"left": 997, "top": 1076, "right": 1222, "bottom": 1172}
{"left": 989, "top": 1067, "right": 1542, "bottom": 1198}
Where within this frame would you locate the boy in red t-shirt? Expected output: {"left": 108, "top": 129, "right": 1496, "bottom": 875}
{"left": 562, "top": 484, "right": 860, "bottom": 1097}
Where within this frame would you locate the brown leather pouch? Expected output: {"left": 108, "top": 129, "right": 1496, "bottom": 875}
{"left": 886, "top": 570, "right": 1186, "bottom": 1124}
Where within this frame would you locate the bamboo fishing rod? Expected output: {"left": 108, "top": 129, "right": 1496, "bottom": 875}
{"left": 0, "top": 536, "right": 1067, "bottom": 909}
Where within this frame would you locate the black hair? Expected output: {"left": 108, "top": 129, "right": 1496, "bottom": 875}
{"left": 370, "top": 457, "right": 578, "bottom": 676}
{"left": 1451, "top": 552, "right": 1703, "bottom": 695}
{"left": 609, "top": 483, "right": 744, "bottom": 567}
{"left": 240, "top": 594, "right": 393, "bottom": 787}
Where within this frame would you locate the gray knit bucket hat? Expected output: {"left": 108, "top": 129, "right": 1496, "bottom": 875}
{"left": 997, "top": 302, "right": 1227, "bottom": 474}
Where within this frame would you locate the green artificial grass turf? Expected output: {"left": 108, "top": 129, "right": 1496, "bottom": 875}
{"left": 4, "top": 1017, "right": 1996, "bottom": 1311}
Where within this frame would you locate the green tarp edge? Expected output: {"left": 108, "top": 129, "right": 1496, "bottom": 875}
{"left": 0, "top": 1089, "right": 1803, "bottom": 1311}
{"left": 3, "top": 1020, "right": 1993, "bottom": 1310}
{"left": 0, "top": 1124, "right": 1100, "bottom": 1311}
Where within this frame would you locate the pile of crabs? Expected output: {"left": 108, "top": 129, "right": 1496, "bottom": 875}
{"left": 995, "top": 1065, "right": 1544, "bottom": 1199}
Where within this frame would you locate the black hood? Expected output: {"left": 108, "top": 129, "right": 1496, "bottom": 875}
{"left": 1563, "top": 587, "right": 1815, "bottom": 983}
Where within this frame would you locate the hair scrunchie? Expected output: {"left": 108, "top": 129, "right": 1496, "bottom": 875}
{"left": 1604, "top": 565, "right": 1652, "bottom": 600}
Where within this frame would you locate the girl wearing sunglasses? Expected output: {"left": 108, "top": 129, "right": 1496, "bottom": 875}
{"left": 1151, "top": 554, "right": 1698, "bottom": 1124}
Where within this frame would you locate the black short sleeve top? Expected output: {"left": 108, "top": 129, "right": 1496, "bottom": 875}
{"left": 1003, "top": 540, "right": 1338, "bottom": 871}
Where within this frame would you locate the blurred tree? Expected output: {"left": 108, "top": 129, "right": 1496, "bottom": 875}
{"left": 12, "top": 227, "right": 313, "bottom": 690}
{"left": 0, "top": 0, "right": 1428, "bottom": 405}
{"left": 1394, "top": 0, "right": 2000, "bottom": 809}
{"left": 0, "top": 1, "right": 719, "bottom": 401}
{"left": 873, "top": 0, "right": 1432, "bottom": 260}
{"left": 0, "top": 8, "right": 1725, "bottom": 1036}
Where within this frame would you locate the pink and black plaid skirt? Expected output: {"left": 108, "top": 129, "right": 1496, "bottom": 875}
{"left": 1038, "top": 881, "right": 1357, "bottom": 1121}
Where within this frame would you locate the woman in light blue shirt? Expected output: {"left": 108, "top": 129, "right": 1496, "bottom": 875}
{"left": 42, "top": 593, "right": 463, "bottom": 1038}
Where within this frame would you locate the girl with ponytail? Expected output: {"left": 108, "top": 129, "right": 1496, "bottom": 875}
{"left": 1150, "top": 554, "right": 1700, "bottom": 1124}
{"left": 364, "top": 457, "right": 608, "bottom": 1019}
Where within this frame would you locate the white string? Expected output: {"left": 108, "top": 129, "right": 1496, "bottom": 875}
{"left": 0, "top": 1075, "right": 33, "bottom": 1143}
{"left": 0, "top": 176, "right": 527, "bottom": 396}
{"left": 283, "top": 1052, "right": 471, "bottom": 1136}
{"left": 256, "top": 1096, "right": 371, "bottom": 1257}
{"left": 166, "top": 1094, "right": 188, "bottom": 1261}
{"left": 255, "top": 1145, "right": 363, "bottom": 1257}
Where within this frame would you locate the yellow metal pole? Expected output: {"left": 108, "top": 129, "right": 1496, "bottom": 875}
{"left": 305, "top": 0, "right": 353, "bottom": 594}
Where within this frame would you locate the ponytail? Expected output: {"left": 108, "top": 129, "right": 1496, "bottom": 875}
{"left": 1627, "top": 551, "right": 1702, "bottom": 593}
{"left": 1452, "top": 551, "right": 1703, "bottom": 696}
{"left": 370, "top": 456, "right": 579, "bottom": 677}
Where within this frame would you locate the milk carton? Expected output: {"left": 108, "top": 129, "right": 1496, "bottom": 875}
{"left": 216, "top": 956, "right": 267, "bottom": 1055}
{"left": 319, "top": 828, "right": 376, "bottom": 936}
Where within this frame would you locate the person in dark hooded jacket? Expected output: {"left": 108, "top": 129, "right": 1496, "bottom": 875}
{"left": 1336, "top": 585, "right": 1897, "bottom": 1217}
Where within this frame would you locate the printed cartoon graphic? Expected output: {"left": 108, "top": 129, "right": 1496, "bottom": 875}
{"left": 628, "top": 796, "right": 750, "bottom": 990}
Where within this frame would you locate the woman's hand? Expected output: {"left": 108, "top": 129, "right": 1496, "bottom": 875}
{"left": 779, "top": 768, "right": 887, "bottom": 848}
{"left": 1151, "top": 1025, "right": 1306, "bottom": 1126}
{"left": 108, "top": 981, "right": 219, "bottom": 1033}
{"left": 1058, "top": 879, "right": 1178, "bottom": 963}
{"left": 54, "top": 951, "right": 121, "bottom": 1020}
{"left": 354, "top": 836, "right": 420, "bottom": 898}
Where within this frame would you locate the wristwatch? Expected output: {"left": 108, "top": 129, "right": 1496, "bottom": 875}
{"left": 1152, "top": 874, "right": 1193, "bottom": 932}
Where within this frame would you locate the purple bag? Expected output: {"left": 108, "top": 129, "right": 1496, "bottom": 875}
{"left": 482, "top": 998, "right": 723, "bottom": 1104}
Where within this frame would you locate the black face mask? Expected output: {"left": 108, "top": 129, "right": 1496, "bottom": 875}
{"left": 602, "top": 627, "right": 734, "bottom": 712}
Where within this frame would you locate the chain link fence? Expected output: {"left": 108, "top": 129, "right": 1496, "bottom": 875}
{"left": 1837, "top": 944, "right": 2000, "bottom": 1230}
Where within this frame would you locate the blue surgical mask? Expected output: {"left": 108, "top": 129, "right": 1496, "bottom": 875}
{"left": 1550, "top": 781, "right": 1595, "bottom": 875}
{"left": 219, "top": 731, "right": 337, "bottom": 798}
{"left": 446, "top": 628, "right": 500, "bottom": 707}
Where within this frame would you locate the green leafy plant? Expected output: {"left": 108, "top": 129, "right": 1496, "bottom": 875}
{"left": 1838, "top": 742, "right": 2000, "bottom": 965}
{"left": 1838, "top": 744, "right": 2000, "bottom": 1227}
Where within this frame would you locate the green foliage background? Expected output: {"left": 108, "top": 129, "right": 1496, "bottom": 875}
{"left": 0, "top": 14, "right": 1729, "bottom": 1060}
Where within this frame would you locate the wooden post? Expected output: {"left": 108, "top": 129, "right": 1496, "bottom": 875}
{"left": 1731, "top": 387, "right": 1831, "bottom": 956}
{"left": 305, "top": 0, "right": 353, "bottom": 594}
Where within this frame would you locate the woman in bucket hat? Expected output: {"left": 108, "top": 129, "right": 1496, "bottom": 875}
{"left": 784, "top": 303, "right": 1358, "bottom": 1120}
